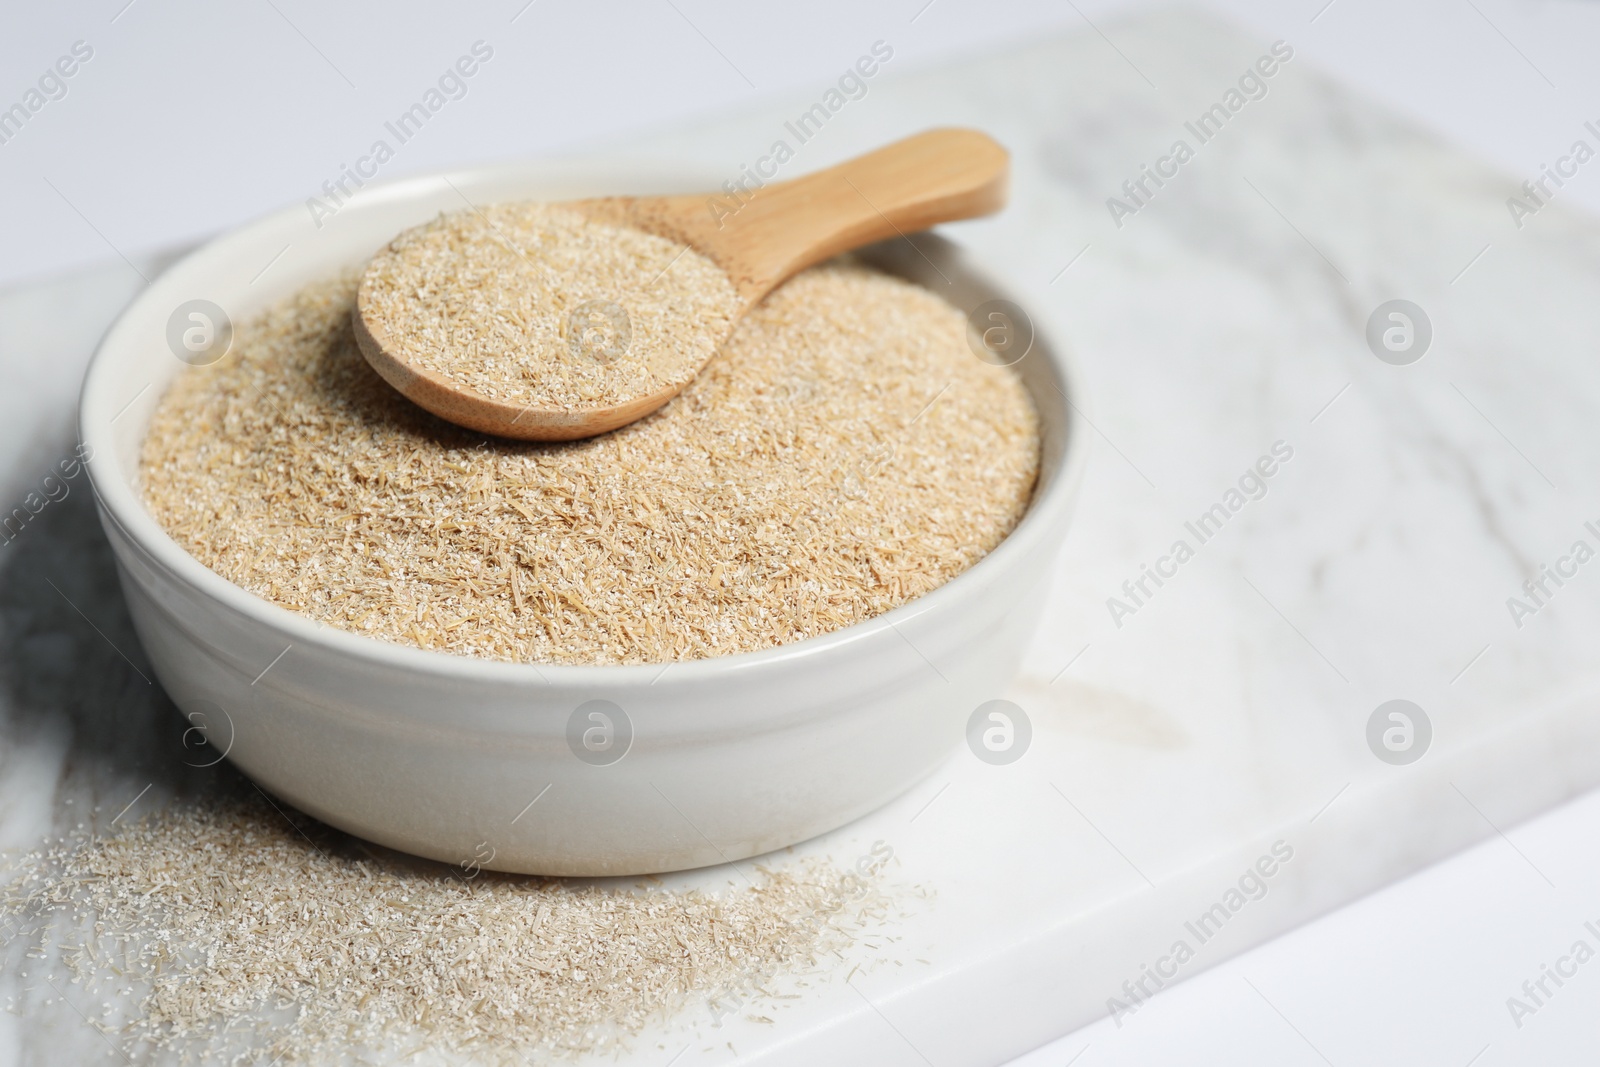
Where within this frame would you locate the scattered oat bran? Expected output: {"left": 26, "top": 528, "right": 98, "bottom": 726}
{"left": 140, "top": 262, "right": 1038, "bottom": 666}
{"left": 358, "top": 202, "right": 741, "bottom": 411}
{"left": 1, "top": 799, "right": 897, "bottom": 1062}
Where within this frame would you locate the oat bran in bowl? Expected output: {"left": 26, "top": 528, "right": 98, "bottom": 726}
{"left": 79, "top": 161, "right": 1088, "bottom": 876}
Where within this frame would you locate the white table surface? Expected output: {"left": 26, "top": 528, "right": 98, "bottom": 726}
{"left": 3, "top": 3, "right": 1600, "bottom": 1065}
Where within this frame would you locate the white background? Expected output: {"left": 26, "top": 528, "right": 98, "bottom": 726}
{"left": 4, "top": 0, "right": 1600, "bottom": 290}
{"left": 4, "top": 1, "right": 1600, "bottom": 1063}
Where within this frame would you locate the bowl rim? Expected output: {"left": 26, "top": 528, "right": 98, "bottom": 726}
{"left": 79, "top": 161, "right": 1092, "bottom": 689}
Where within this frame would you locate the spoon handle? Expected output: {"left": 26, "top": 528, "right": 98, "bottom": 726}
{"left": 711, "top": 128, "right": 1009, "bottom": 302}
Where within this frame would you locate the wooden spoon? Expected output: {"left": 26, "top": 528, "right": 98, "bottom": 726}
{"left": 354, "top": 128, "right": 1009, "bottom": 441}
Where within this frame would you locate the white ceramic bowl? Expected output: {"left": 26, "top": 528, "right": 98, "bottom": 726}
{"left": 79, "top": 160, "right": 1088, "bottom": 876}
